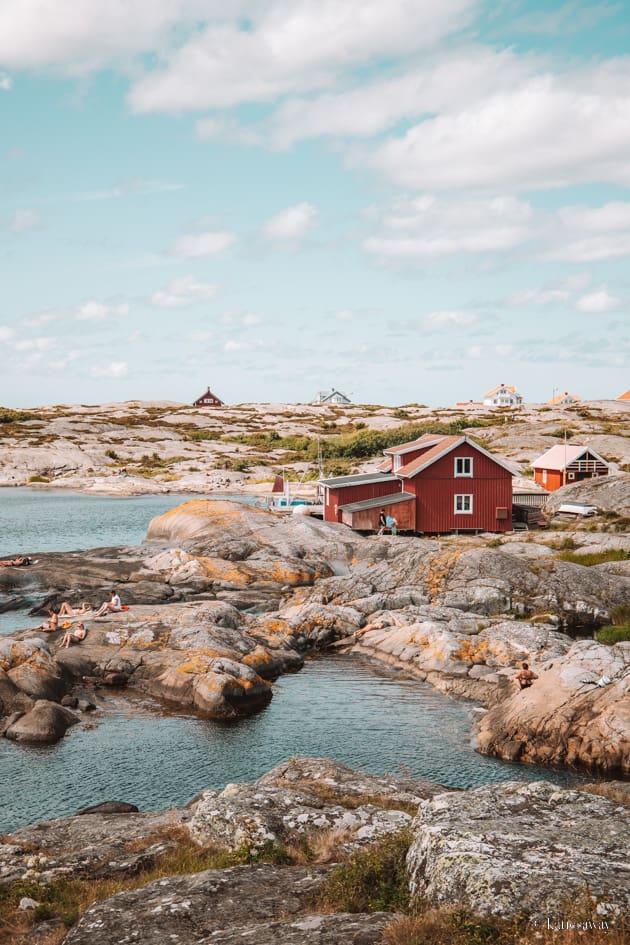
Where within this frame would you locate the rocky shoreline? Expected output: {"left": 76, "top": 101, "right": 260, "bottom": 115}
{"left": 1, "top": 757, "right": 628, "bottom": 945}
{"left": 1, "top": 496, "right": 629, "bottom": 943}
{"left": 1, "top": 499, "right": 629, "bottom": 777}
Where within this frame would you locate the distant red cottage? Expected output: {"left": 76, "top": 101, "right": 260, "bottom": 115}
{"left": 193, "top": 386, "right": 224, "bottom": 407}
{"left": 320, "top": 434, "right": 514, "bottom": 534}
{"left": 532, "top": 444, "right": 609, "bottom": 492}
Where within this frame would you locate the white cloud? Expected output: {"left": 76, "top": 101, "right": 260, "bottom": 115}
{"left": 12, "top": 336, "right": 56, "bottom": 352}
{"left": 90, "top": 361, "right": 129, "bottom": 378}
{"left": 336, "top": 310, "right": 354, "bottom": 321}
{"left": 364, "top": 195, "right": 536, "bottom": 260}
{"left": 262, "top": 48, "right": 533, "bottom": 149}
{"left": 370, "top": 67, "right": 630, "bottom": 191}
{"left": 0, "top": 327, "right": 15, "bottom": 342}
{"left": 575, "top": 288, "right": 621, "bottom": 313}
{"left": 127, "top": 0, "right": 476, "bottom": 113}
{"left": 425, "top": 311, "right": 479, "bottom": 328}
{"left": 0, "top": 0, "right": 219, "bottom": 73}
{"left": 172, "top": 230, "right": 235, "bottom": 257}
{"left": 547, "top": 200, "right": 630, "bottom": 262}
{"left": 0, "top": 73, "right": 11, "bottom": 90}
{"left": 10, "top": 208, "right": 41, "bottom": 233}
{"left": 263, "top": 202, "right": 318, "bottom": 241}
{"left": 76, "top": 300, "right": 129, "bottom": 320}
{"left": 151, "top": 275, "right": 218, "bottom": 307}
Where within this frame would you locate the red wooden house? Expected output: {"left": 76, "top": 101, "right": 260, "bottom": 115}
{"left": 320, "top": 435, "right": 514, "bottom": 534}
{"left": 193, "top": 386, "right": 224, "bottom": 407}
{"left": 532, "top": 445, "right": 609, "bottom": 492}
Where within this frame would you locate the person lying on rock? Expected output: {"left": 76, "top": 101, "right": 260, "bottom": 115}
{"left": 515, "top": 662, "right": 538, "bottom": 690}
{"left": 354, "top": 613, "right": 404, "bottom": 639}
{"left": 37, "top": 610, "right": 59, "bottom": 632}
{"left": 94, "top": 589, "right": 122, "bottom": 617}
{"left": 62, "top": 621, "right": 87, "bottom": 648}
{"left": 0, "top": 555, "right": 32, "bottom": 567}
{"left": 58, "top": 601, "right": 93, "bottom": 616}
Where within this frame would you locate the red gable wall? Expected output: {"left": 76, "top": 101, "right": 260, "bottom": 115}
{"left": 406, "top": 443, "right": 512, "bottom": 532}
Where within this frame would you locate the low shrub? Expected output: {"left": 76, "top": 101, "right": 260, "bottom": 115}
{"left": 595, "top": 625, "right": 630, "bottom": 645}
{"left": 557, "top": 549, "right": 630, "bottom": 566}
{"left": 319, "top": 828, "right": 411, "bottom": 913}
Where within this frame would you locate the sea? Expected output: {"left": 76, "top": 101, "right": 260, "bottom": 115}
{"left": 0, "top": 489, "right": 589, "bottom": 833}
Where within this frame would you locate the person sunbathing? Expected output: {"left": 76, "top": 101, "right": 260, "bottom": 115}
{"left": 0, "top": 556, "right": 32, "bottom": 567}
{"left": 94, "top": 590, "right": 122, "bottom": 617}
{"left": 38, "top": 610, "right": 59, "bottom": 632}
{"left": 58, "top": 601, "right": 93, "bottom": 616}
{"left": 62, "top": 622, "right": 87, "bottom": 648}
{"left": 354, "top": 614, "right": 404, "bottom": 638}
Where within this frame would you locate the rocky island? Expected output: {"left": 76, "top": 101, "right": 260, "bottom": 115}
{"left": 1, "top": 400, "right": 629, "bottom": 944}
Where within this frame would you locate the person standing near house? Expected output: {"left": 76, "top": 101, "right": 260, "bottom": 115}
{"left": 385, "top": 513, "right": 398, "bottom": 536}
{"left": 377, "top": 510, "right": 387, "bottom": 535}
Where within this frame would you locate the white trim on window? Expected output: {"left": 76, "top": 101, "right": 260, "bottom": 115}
{"left": 454, "top": 494, "right": 473, "bottom": 514}
{"left": 394, "top": 454, "right": 401, "bottom": 472}
{"left": 542, "top": 470, "right": 548, "bottom": 484}
{"left": 455, "top": 456, "right": 473, "bottom": 478}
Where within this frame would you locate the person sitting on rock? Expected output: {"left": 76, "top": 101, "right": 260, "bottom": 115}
{"left": 38, "top": 610, "right": 59, "bottom": 632}
{"left": 58, "top": 601, "right": 93, "bottom": 616}
{"left": 94, "top": 590, "right": 122, "bottom": 617}
{"left": 516, "top": 662, "right": 538, "bottom": 690}
{"left": 62, "top": 621, "right": 87, "bottom": 648}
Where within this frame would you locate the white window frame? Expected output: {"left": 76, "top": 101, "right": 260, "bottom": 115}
{"left": 394, "top": 454, "right": 401, "bottom": 472}
{"left": 454, "top": 494, "right": 473, "bottom": 514}
{"left": 455, "top": 456, "right": 473, "bottom": 478}
{"left": 542, "top": 470, "right": 548, "bottom": 484}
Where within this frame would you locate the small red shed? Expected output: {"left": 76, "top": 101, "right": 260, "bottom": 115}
{"left": 193, "top": 386, "right": 224, "bottom": 407}
{"left": 532, "top": 445, "right": 609, "bottom": 492}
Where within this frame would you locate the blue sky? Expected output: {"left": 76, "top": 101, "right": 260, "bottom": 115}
{"left": 1, "top": 0, "right": 629, "bottom": 408}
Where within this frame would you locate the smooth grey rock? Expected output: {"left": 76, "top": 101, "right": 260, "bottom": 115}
{"left": 407, "top": 781, "right": 630, "bottom": 919}
{"left": 188, "top": 782, "right": 412, "bottom": 850}
{"left": 75, "top": 801, "right": 139, "bottom": 815}
{"left": 194, "top": 913, "right": 394, "bottom": 945}
{"left": 63, "top": 864, "right": 326, "bottom": 945}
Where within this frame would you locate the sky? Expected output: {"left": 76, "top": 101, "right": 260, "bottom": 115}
{"left": 1, "top": 0, "right": 629, "bottom": 408}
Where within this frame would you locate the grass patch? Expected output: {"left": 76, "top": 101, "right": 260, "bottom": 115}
{"left": 596, "top": 625, "right": 630, "bottom": 644}
{"left": 0, "top": 829, "right": 294, "bottom": 937}
{"left": 27, "top": 475, "right": 50, "bottom": 483}
{"left": 595, "top": 603, "right": 630, "bottom": 644}
{"left": 319, "top": 828, "right": 412, "bottom": 913}
{"left": 557, "top": 549, "right": 630, "bottom": 566}
{"left": 0, "top": 409, "right": 39, "bottom": 424}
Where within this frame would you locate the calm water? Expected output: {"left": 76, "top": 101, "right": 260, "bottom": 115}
{"left": 0, "top": 655, "right": 585, "bottom": 833}
{"left": 0, "top": 490, "right": 588, "bottom": 833}
{"left": 0, "top": 489, "right": 252, "bottom": 634}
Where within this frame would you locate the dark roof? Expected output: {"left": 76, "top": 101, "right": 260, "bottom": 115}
{"left": 339, "top": 492, "right": 415, "bottom": 513}
{"left": 319, "top": 472, "right": 398, "bottom": 489}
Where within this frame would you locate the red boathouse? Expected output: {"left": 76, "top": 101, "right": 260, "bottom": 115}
{"left": 320, "top": 435, "right": 514, "bottom": 534}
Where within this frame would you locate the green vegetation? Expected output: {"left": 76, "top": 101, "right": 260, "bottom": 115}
{"left": 0, "top": 409, "right": 39, "bottom": 423}
{"left": 319, "top": 828, "right": 411, "bottom": 913}
{"left": 550, "top": 428, "right": 575, "bottom": 439}
{"left": 214, "top": 418, "right": 495, "bottom": 466}
{"left": 557, "top": 549, "right": 630, "bottom": 566}
{"left": 596, "top": 603, "right": 630, "bottom": 645}
{"left": 0, "top": 829, "right": 292, "bottom": 936}
{"left": 27, "top": 474, "right": 50, "bottom": 483}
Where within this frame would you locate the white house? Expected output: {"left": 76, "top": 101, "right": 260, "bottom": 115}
{"left": 483, "top": 384, "right": 524, "bottom": 407}
{"left": 314, "top": 389, "right": 352, "bottom": 405}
